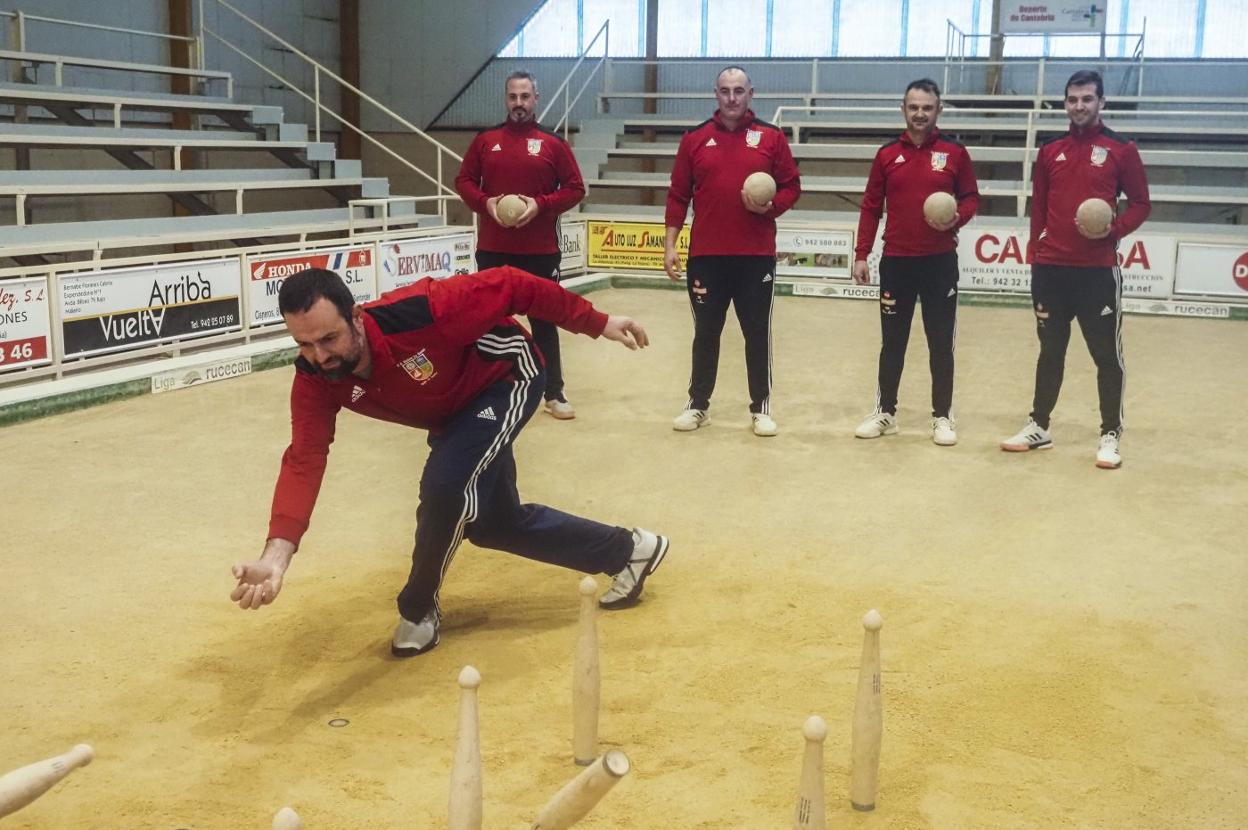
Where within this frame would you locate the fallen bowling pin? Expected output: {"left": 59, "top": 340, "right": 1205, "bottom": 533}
{"left": 530, "top": 749, "right": 630, "bottom": 829}
{"left": 0, "top": 743, "right": 94, "bottom": 819}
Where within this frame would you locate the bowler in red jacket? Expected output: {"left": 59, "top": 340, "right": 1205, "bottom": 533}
{"left": 664, "top": 65, "right": 801, "bottom": 438}
{"left": 229, "top": 267, "right": 671, "bottom": 657}
{"left": 852, "top": 78, "right": 980, "bottom": 447}
{"left": 1000, "top": 70, "right": 1150, "bottom": 469}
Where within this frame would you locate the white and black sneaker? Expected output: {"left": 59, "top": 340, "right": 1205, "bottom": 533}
{"left": 673, "top": 409, "right": 710, "bottom": 431}
{"left": 544, "top": 397, "right": 576, "bottom": 420}
{"left": 1095, "top": 431, "right": 1122, "bottom": 469}
{"left": 932, "top": 416, "right": 957, "bottom": 446}
{"left": 599, "top": 528, "right": 670, "bottom": 610}
{"left": 391, "top": 608, "right": 441, "bottom": 657}
{"left": 1000, "top": 419, "right": 1053, "bottom": 452}
{"left": 855, "top": 410, "right": 898, "bottom": 439}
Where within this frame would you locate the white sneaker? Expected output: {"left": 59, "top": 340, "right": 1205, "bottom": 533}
{"left": 1095, "top": 431, "right": 1122, "bottom": 469}
{"left": 855, "top": 411, "right": 898, "bottom": 439}
{"left": 391, "top": 608, "right": 441, "bottom": 657}
{"left": 751, "top": 413, "right": 778, "bottom": 437}
{"left": 544, "top": 398, "right": 575, "bottom": 420}
{"left": 932, "top": 416, "right": 957, "bottom": 446}
{"left": 1000, "top": 419, "right": 1053, "bottom": 452}
{"left": 599, "top": 528, "right": 671, "bottom": 610}
{"left": 673, "top": 409, "right": 710, "bottom": 431}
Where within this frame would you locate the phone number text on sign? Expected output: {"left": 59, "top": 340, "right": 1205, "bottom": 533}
{"left": 0, "top": 277, "right": 52, "bottom": 371}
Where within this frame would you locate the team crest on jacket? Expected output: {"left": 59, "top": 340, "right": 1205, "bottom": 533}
{"left": 1090, "top": 146, "right": 1108, "bottom": 167}
{"left": 399, "top": 350, "right": 437, "bottom": 384}
{"left": 745, "top": 129, "right": 762, "bottom": 148}
{"left": 527, "top": 138, "right": 543, "bottom": 155}
{"left": 930, "top": 152, "right": 948, "bottom": 171}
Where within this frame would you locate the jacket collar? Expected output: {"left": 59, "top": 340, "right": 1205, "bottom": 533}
{"left": 1068, "top": 119, "right": 1105, "bottom": 140}
{"left": 713, "top": 108, "right": 757, "bottom": 132}
{"left": 899, "top": 127, "right": 941, "bottom": 150}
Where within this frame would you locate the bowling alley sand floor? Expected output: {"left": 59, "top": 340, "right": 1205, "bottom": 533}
{"left": 3, "top": 286, "right": 1247, "bottom": 829}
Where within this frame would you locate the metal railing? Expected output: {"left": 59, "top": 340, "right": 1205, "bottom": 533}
{"left": 200, "top": 0, "right": 462, "bottom": 226}
{"left": 944, "top": 19, "right": 1148, "bottom": 98}
{"left": 538, "top": 19, "right": 610, "bottom": 138}
{"left": 0, "top": 9, "right": 197, "bottom": 56}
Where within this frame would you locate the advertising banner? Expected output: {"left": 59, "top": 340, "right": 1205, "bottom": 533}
{"left": 247, "top": 246, "right": 376, "bottom": 327}
{"left": 587, "top": 221, "right": 688, "bottom": 271}
{"left": 378, "top": 232, "right": 474, "bottom": 292}
{"left": 956, "top": 225, "right": 1176, "bottom": 298}
{"left": 999, "top": 2, "right": 1107, "bottom": 33}
{"left": 776, "top": 229, "right": 853, "bottom": 278}
{"left": 791, "top": 281, "right": 879, "bottom": 300}
{"left": 0, "top": 276, "right": 52, "bottom": 372}
{"left": 1173, "top": 243, "right": 1248, "bottom": 299}
{"left": 151, "top": 356, "right": 253, "bottom": 394}
{"left": 60, "top": 258, "right": 241, "bottom": 358}
{"left": 560, "top": 221, "right": 587, "bottom": 273}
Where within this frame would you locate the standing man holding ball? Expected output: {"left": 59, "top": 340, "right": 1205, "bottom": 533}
{"left": 852, "top": 78, "right": 979, "bottom": 446}
{"left": 456, "top": 70, "right": 586, "bottom": 419}
{"left": 664, "top": 65, "right": 801, "bottom": 437}
{"left": 1000, "top": 69, "right": 1150, "bottom": 468}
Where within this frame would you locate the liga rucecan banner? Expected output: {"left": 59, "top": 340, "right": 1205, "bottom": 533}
{"left": 379, "top": 232, "right": 474, "bottom": 292}
{"left": 59, "top": 258, "right": 241, "bottom": 358}
{"left": 247, "top": 246, "right": 376, "bottom": 327}
{"left": 0, "top": 276, "right": 52, "bottom": 372}
{"left": 587, "top": 221, "right": 688, "bottom": 271}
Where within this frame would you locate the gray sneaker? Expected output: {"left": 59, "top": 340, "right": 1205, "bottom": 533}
{"left": 599, "top": 528, "right": 670, "bottom": 610}
{"left": 391, "top": 608, "right": 441, "bottom": 657}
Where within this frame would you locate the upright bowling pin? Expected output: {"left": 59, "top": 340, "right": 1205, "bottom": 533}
{"left": 0, "top": 743, "right": 94, "bottom": 819}
{"left": 573, "top": 576, "right": 601, "bottom": 766}
{"left": 272, "top": 806, "right": 303, "bottom": 829}
{"left": 530, "top": 749, "right": 630, "bottom": 830}
{"left": 850, "top": 609, "right": 884, "bottom": 811}
{"left": 449, "top": 666, "right": 483, "bottom": 830}
{"left": 794, "top": 715, "right": 827, "bottom": 829}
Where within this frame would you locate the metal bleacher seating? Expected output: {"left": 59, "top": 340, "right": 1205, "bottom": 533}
{"left": 0, "top": 47, "right": 440, "bottom": 265}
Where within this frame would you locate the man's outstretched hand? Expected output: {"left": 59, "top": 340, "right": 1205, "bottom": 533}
{"left": 230, "top": 539, "right": 296, "bottom": 610}
{"left": 602, "top": 315, "right": 650, "bottom": 350}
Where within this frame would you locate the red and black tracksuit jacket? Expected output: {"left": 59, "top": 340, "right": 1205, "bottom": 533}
{"left": 455, "top": 119, "right": 585, "bottom": 255}
{"left": 665, "top": 109, "right": 801, "bottom": 256}
{"left": 855, "top": 129, "right": 979, "bottom": 260}
{"left": 1030, "top": 121, "right": 1150, "bottom": 267}
{"left": 267, "top": 267, "right": 607, "bottom": 545}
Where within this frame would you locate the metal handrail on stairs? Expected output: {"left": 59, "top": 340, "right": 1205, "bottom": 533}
{"left": 538, "top": 19, "right": 610, "bottom": 139}
{"left": 200, "top": 0, "right": 463, "bottom": 225}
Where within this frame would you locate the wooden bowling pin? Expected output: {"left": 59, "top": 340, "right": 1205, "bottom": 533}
{"left": 850, "top": 609, "right": 884, "bottom": 811}
{"left": 530, "top": 749, "right": 630, "bottom": 830}
{"left": 0, "top": 743, "right": 94, "bottom": 819}
{"left": 794, "top": 715, "right": 827, "bottom": 829}
{"left": 448, "top": 665, "right": 483, "bottom": 830}
{"left": 573, "top": 576, "right": 600, "bottom": 766}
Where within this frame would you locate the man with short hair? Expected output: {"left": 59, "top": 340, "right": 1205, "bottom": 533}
{"left": 229, "top": 267, "right": 670, "bottom": 656}
{"left": 456, "top": 71, "right": 585, "bottom": 419}
{"left": 1001, "top": 69, "right": 1150, "bottom": 469}
{"left": 852, "top": 78, "right": 979, "bottom": 446}
{"left": 664, "top": 65, "right": 801, "bottom": 437}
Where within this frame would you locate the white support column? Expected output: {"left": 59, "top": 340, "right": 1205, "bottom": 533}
{"left": 235, "top": 189, "right": 243, "bottom": 214}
